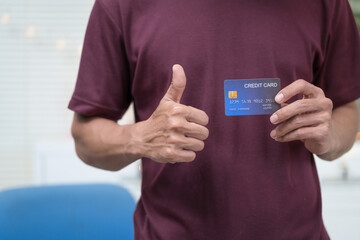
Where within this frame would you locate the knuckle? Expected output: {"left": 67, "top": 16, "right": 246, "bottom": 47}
{"left": 195, "top": 127, "right": 209, "bottom": 140}
{"left": 202, "top": 112, "right": 210, "bottom": 125}
{"left": 315, "top": 125, "right": 328, "bottom": 140}
{"left": 322, "top": 112, "right": 331, "bottom": 122}
{"left": 324, "top": 98, "right": 333, "bottom": 110}
{"left": 299, "top": 79, "right": 308, "bottom": 86}
{"left": 321, "top": 124, "right": 329, "bottom": 135}
{"left": 293, "top": 115, "right": 303, "bottom": 126}
{"left": 317, "top": 98, "right": 332, "bottom": 112}
{"left": 277, "top": 123, "right": 289, "bottom": 136}
{"left": 204, "top": 127, "right": 210, "bottom": 139}
{"left": 162, "top": 147, "right": 175, "bottom": 160}
{"left": 181, "top": 152, "right": 196, "bottom": 162}
{"left": 171, "top": 105, "right": 185, "bottom": 116}
{"left": 299, "top": 99, "right": 307, "bottom": 108}
{"left": 315, "top": 130, "right": 325, "bottom": 140}
{"left": 275, "top": 126, "right": 283, "bottom": 136}
{"left": 278, "top": 108, "right": 291, "bottom": 121}
{"left": 168, "top": 118, "right": 181, "bottom": 130}
{"left": 276, "top": 136, "right": 285, "bottom": 142}
{"left": 316, "top": 87, "right": 325, "bottom": 96}
{"left": 299, "top": 100, "right": 310, "bottom": 112}
{"left": 197, "top": 141, "right": 205, "bottom": 151}
{"left": 325, "top": 121, "right": 331, "bottom": 130}
{"left": 187, "top": 152, "right": 196, "bottom": 162}
{"left": 184, "top": 105, "right": 192, "bottom": 116}
{"left": 167, "top": 135, "right": 179, "bottom": 144}
{"left": 296, "top": 79, "right": 307, "bottom": 89}
{"left": 294, "top": 128, "right": 304, "bottom": 139}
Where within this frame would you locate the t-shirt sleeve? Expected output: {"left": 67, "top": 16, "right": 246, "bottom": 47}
{"left": 68, "top": 0, "right": 131, "bottom": 121}
{"left": 313, "top": 0, "right": 360, "bottom": 109}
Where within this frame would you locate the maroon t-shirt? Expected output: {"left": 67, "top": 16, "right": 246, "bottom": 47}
{"left": 69, "top": 0, "right": 360, "bottom": 239}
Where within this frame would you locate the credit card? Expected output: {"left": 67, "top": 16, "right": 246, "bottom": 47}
{"left": 224, "top": 78, "right": 281, "bottom": 116}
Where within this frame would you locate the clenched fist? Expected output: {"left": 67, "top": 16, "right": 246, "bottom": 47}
{"left": 134, "top": 64, "right": 209, "bottom": 164}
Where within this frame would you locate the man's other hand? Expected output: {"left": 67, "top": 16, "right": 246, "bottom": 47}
{"left": 134, "top": 64, "right": 209, "bottom": 164}
{"left": 269, "top": 79, "right": 334, "bottom": 156}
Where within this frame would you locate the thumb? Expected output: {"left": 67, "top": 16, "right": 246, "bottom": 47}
{"left": 164, "top": 64, "right": 186, "bottom": 103}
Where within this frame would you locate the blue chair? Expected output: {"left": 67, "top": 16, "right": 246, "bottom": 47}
{"left": 0, "top": 184, "right": 135, "bottom": 240}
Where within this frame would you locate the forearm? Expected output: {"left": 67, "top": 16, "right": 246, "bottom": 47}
{"left": 71, "top": 113, "right": 142, "bottom": 171}
{"left": 317, "top": 101, "right": 359, "bottom": 161}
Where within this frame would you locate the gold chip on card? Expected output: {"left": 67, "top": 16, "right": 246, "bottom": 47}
{"left": 228, "top": 91, "right": 238, "bottom": 99}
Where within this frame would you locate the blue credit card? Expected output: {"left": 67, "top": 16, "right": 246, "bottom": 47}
{"left": 224, "top": 78, "right": 281, "bottom": 116}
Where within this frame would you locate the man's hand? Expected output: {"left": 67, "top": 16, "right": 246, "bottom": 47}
{"left": 269, "top": 79, "right": 335, "bottom": 156}
{"left": 134, "top": 64, "right": 209, "bottom": 164}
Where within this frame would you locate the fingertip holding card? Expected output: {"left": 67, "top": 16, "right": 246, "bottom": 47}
{"left": 275, "top": 93, "right": 284, "bottom": 103}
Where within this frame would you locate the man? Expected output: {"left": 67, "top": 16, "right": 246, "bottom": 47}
{"left": 69, "top": 0, "right": 360, "bottom": 239}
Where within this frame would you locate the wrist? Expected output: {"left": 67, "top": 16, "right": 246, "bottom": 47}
{"left": 126, "top": 120, "right": 148, "bottom": 160}
{"left": 317, "top": 122, "right": 340, "bottom": 161}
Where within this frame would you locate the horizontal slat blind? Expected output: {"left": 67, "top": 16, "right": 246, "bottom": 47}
{"left": 0, "top": 0, "right": 95, "bottom": 190}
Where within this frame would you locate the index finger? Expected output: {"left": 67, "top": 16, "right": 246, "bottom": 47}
{"left": 185, "top": 106, "right": 209, "bottom": 126}
{"left": 275, "top": 79, "right": 324, "bottom": 104}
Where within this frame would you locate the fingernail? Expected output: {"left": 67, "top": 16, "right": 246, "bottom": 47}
{"left": 270, "top": 114, "right": 278, "bottom": 124}
{"left": 275, "top": 93, "right": 284, "bottom": 103}
{"left": 270, "top": 130, "right": 276, "bottom": 138}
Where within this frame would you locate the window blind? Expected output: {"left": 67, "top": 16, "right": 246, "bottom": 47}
{"left": 0, "top": 0, "right": 95, "bottom": 189}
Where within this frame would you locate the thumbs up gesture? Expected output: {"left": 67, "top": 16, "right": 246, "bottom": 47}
{"left": 134, "top": 64, "right": 209, "bottom": 164}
